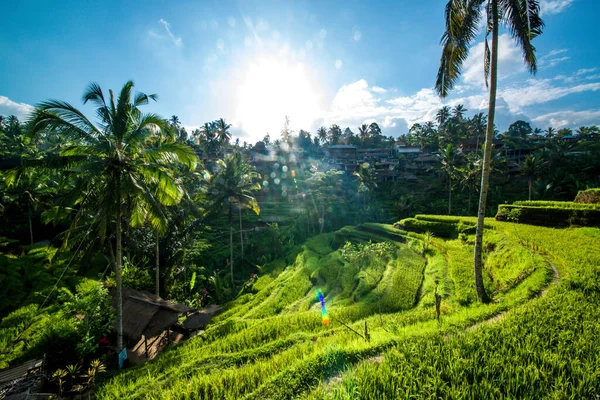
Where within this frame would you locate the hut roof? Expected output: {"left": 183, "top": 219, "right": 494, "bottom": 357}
{"left": 183, "top": 305, "right": 223, "bottom": 330}
{"left": 111, "top": 288, "right": 194, "bottom": 346}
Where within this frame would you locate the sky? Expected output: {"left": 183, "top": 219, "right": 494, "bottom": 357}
{"left": 1, "top": 0, "right": 599, "bottom": 144}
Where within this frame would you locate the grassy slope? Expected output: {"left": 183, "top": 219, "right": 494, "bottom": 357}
{"left": 96, "top": 219, "right": 599, "bottom": 399}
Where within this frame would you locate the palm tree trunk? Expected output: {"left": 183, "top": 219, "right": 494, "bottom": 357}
{"left": 473, "top": 1, "right": 497, "bottom": 304}
{"left": 468, "top": 188, "right": 472, "bottom": 214}
{"left": 229, "top": 203, "right": 234, "bottom": 285}
{"left": 448, "top": 176, "right": 452, "bottom": 215}
{"left": 528, "top": 178, "right": 532, "bottom": 201}
{"left": 115, "top": 175, "right": 124, "bottom": 352}
{"left": 155, "top": 229, "right": 160, "bottom": 297}
{"left": 239, "top": 205, "right": 244, "bottom": 259}
{"left": 27, "top": 203, "right": 33, "bottom": 245}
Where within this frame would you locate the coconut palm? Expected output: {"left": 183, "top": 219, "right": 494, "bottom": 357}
{"left": 452, "top": 104, "right": 468, "bottom": 120}
{"left": 214, "top": 118, "right": 232, "bottom": 144}
{"left": 358, "top": 123, "right": 370, "bottom": 142}
{"left": 208, "top": 151, "right": 260, "bottom": 285}
{"left": 439, "top": 144, "right": 460, "bottom": 214}
{"left": 521, "top": 155, "right": 543, "bottom": 200}
{"left": 544, "top": 126, "right": 555, "bottom": 138}
{"left": 354, "top": 163, "right": 378, "bottom": 209}
{"left": 316, "top": 127, "right": 327, "bottom": 146}
{"left": 169, "top": 115, "right": 180, "bottom": 127}
{"left": 436, "top": 106, "right": 451, "bottom": 126}
{"left": 435, "top": 0, "right": 544, "bottom": 303}
{"left": 28, "top": 81, "right": 198, "bottom": 352}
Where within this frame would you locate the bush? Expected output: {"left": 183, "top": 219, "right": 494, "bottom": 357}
{"left": 574, "top": 188, "right": 600, "bottom": 204}
{"left": 393, "top": 218, "right": 475, "bottom": 239}
{"left": 513, "top": 200, "right": 600, "bottom": 209}
{"left": 496, "top": 204, "right": 600, "bottom": 227}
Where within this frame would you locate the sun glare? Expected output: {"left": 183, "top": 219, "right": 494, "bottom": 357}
{"left": 235, "top": 57, "right": 322, "bottom": 142}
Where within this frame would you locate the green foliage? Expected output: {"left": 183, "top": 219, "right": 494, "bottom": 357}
{"left": 574, "top": 188, "right": 600, "bottom": 204}
{"left": 496, "top": 204, "right": 600, "bottom": 227}
{"left": 59, "top": 279, "right": 113, "bottom": 357}
{"left": 0, "top": 245, "right": 73, "bottom": 318}
{"left": 394, "top": 217, "right": 475, "bottom": 239}
{"left": 513, "top": 200, "right": 600, "bottom": 209}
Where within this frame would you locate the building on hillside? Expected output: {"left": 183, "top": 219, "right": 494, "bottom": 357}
{"left": 458, "top": 138, "right": 503, "bottom": 153}
{"left": 356, "top": 148, "right": 394, "bottom": 160}
{"left": 325, "top": 145, "right": 357, "bottom": 162}
{"left": 396, "top": 144, "right": 421, "bottom": 158}
{"left": 111, "top": 288, "right": 203, "bottom": 362}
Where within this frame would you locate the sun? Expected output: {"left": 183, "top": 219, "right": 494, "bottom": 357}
{"left": 235, "top": 57, "right": 322, "bottom": 142}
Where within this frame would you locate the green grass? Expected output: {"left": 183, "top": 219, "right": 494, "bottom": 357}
{"left": 94, "top": 218, "right": 599, "bottom": 399}
{"left": 512, "top": 200, "right": 600, "bottom": 209}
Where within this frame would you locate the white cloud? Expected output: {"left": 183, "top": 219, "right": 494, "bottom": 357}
{"left": 0, "top": 96, "right": 35, "bottom": 120}
{"left": 322, "top": 66, "right": 600, "bottom": 136}
{"left": 352, "top": 26, "right": 362, "bottom": 41}
{"left": 216, "top": 39, "right": 225, "bottom": 52}
{"left": 540, "top": 0, "right": 575, "bottom": 15}
{"left": 500, "top": 80, "right": 600, "bottom": 113}
{"left": 335, "top": 60, "right": 343, "bottom": 69}
{"left": 576, "top": 67, "right": 598, "bottom": 76}
{"left": 158, "top": 18, "right": 183, "bottom": 47}
{"left": 228, "top": 17, "right": 236, "bottom": 28}
{"left": 533, "top": 109, "right": 600, "bottom": 128}
{"left": 539, "top": 48, "right": 570, "bottom": 69}
{"left": 462, "top": 34, "right": 525, "bottom": 88}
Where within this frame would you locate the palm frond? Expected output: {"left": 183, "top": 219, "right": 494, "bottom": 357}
{"left": 499, "top": 0, "right": 544, "bottom": 74}
{"left": 29, "top": 100, "right": 101, "bottom": 142}
{"left": 142, "top": 143, "right": 198, "bottom": 171}
{"left": 436, "top": 0, "right": 484, "bottom": 98}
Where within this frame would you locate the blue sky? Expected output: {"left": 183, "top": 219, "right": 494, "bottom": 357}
{"left": 1, "top": 0, "right": 599, "bottom": 143}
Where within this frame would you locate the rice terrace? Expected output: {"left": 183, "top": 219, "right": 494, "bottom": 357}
{"left": 1, "top": 0, "right": 600, "bottom": 399}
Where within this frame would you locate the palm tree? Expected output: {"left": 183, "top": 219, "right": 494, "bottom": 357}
{"left": 521, "top": 155, "right": 543, "bottom": 200}
{"left": 28, "top": 81, "right": 198, "bottom": 352}
{"left": 545, "top": 127, "right": 555, "bottom": 138}
{"left": 435, "top": 0, "right": 544, "bottom": 303}
{"left": 353, "top": 163, "right": 378, "bottom": 208}
{"left": 317, "top": 127, "right": 327, "bottom": 145}
{"left": 439, "top": 144, "right": 460, "bottom": 214}
{"left": 169, "top": 115, "right": 180, "bottom": 127}
{"left": 214, "top": 118, "right": 232, "bottom": 144}
{"left": 358, "top": 123, "right": 369, "bottom": 142}
{"left": 452, "top": 104, "right": 468, "bottom": 120}
{"left": 209, "top": 151, "right": 260, "bottom": 285}
{"left": 436, "top": 106, "right": 451, "bottom": 126}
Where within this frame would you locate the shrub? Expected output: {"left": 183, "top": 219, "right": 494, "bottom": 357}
{"left": 513, "top": 200, "right": 600, "bottom": 209}
{"left": 574, "top": 188, "right": 600, "bottom": 204}
{"left": 496, "top": 204, "right": 600, "bottom": 227}
{"left": 393, "top": 218, "right": 475, "bottom": 239}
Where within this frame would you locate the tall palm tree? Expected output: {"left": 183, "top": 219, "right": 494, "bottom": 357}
{"left": 544, "top": 126, "right": 555, "bottom": 138}
{"left": 436, "top": 106, "right": 451, "bottom": 126}
{"left": 439, "top": 144, "right": 460, "bottom": 214}
{"left": 28, "top": 81, "right": 198, "bottom": 352}
{"left": 452, "top": 104, "right": 468, "bottom": 120}
{"left": 353, "top": 163, "right": 378, "bottom": 208}
{"left": 214, "top": 118, "right": 232, "bottom": 144}
{"left": 317, "top": 127, "right": 327, "bottom": 145}
{"left": 169, "top": 115, "right": 180, "bottom": 127}
{"left": 209, "top": 151, "right": 260, "bottom": 285}
{"left": 436, "top": 0, "right": 544, "bottom": 303}
{"left": 521, "top": 155, "right": 543, "bottom": 200}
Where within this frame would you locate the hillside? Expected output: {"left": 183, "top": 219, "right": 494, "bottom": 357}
{"left": 96, "top": 217, "right": 600, "bottom": 399}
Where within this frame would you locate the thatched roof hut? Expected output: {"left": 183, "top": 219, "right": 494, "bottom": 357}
{"left": 111, "top": 288, "right": 194, "bottom": 346}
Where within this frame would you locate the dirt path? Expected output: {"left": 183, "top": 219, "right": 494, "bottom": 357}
{"left": 320, "top": 252, "right": 561, "bottom": 390}
{"left": 467, "top": 258, "right": 559, "bottom": 332}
